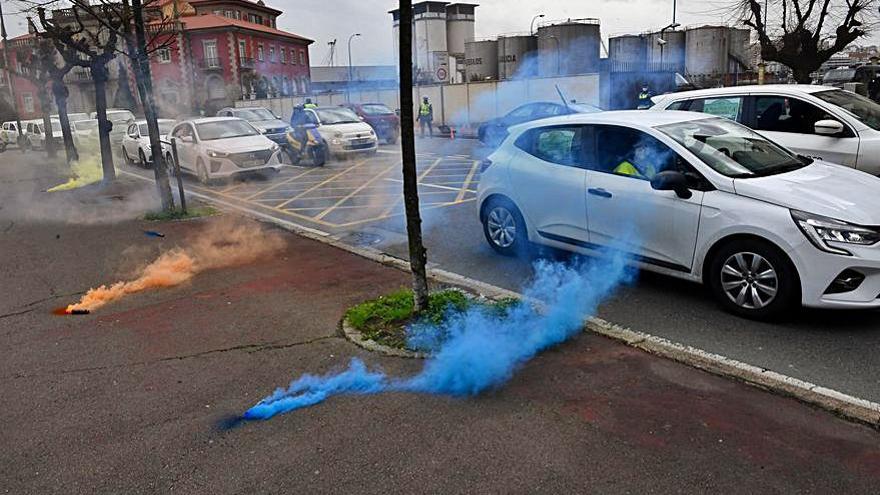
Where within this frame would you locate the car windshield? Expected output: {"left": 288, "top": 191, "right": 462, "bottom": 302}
{"left": 108, "top": 111, "right": 134, "bottom": 123}
{"left": 196, "top": 120, "right": 259, "bottom": 140}
{"left": 812, "top": 89, "right": 880, "bottom": 131}
{"left": 315, "top": 107, "right": 360, "bottom": 124}
{"left": 138, "top": 122, "right": 175, "bottom": 136}
{"left": 234, "top": 108, "right": 276, "bottom": 121}
{"left": 75, "top": 120, "right": 98, "bottom": 131}
{"left": 360, "top": 104, "right": 394, "bottom": 116}
{"left": 658, "top": 117, "right": 808, "bottom": 178}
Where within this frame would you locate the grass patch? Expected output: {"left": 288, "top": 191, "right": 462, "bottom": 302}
{"left": 144, "top": 206, "right": 218, "bottom": 221}
{"left": 345, "top": 289, "right": 516, "bottom": 350}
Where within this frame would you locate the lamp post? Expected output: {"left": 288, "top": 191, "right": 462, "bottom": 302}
{"left": 0, "top": 2, "right": 23, "bottom": 146}
{"left": 658, "top": 22, "right": 680, "bottom": 70}
{"left": 347, "top": 33, "right": 361, "bottom": 103}
{"left": 530, "top": 14, "right": 545, "bottom": 36}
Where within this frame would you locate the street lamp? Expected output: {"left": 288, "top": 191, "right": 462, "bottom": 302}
{"left": 658, "top": 22, "right": 680, "bottom": 69}
{"left": 530, "top": 14, "right": 545, "bottom": 36}
{"left": 347, "top": 33, "right": 361, "bottom": 103}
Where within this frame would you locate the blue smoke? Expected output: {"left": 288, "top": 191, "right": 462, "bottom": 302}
{"left": 242, "top": 249, "right": 635, "bottom": 421}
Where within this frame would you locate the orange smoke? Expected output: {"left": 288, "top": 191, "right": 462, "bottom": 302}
{"left": 65, "top": 220, "right": 285, "bottom": 314}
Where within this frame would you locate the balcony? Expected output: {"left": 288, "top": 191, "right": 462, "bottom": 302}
{"left": 239, "top": 57, "right": 255, "bottom": 70}
{"left": 199, "top": 58, "right": 223, "bottom": 71}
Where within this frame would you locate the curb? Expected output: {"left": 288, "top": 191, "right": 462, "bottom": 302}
{"left": 341, "top": 318, "right": 428, "bottom": 359}
{"left": 120, "top": 170, "right": 880, "bottom": 430}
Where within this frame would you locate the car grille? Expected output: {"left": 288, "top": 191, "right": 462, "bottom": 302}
{"left": 229, "top": 149, "right": 273, "bottom": 168}
{"left": 344, "top": 140, "right": 375, "bottom": 151}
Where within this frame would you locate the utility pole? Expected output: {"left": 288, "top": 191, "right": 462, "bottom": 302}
{"left": 0, "top": 2, "right": 23, "bottom": 147}
{"left": 328, "top": 39, "right": 336, "bottom": 66}
{"left": 530, "top": 14, "right": 545, "bottom": 36}
{"left": 347, "top": 33, "right": 360, "bottom": 103}
{"left": 398, "top": 0, "right": 429, "bottom": 313}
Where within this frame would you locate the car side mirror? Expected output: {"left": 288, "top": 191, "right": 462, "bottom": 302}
{"left": 814, "top": 119, "right": 845, "bottom": 136}
{"left": 650, "top": 170, "right": 693, "bottom": 199}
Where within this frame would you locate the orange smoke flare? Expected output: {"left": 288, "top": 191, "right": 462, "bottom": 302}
{"left": 64, "top": 220, "right": 285, "bottom": 314}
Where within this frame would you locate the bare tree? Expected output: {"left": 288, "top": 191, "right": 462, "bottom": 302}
{"left": 738, "top": 0, "right": 876, "bottom": 83}
{"left": 398, "top": 0, "right": 429, "bottom": 313}
{"left": 37, "top": 5, "right": 120, "bottom": 181}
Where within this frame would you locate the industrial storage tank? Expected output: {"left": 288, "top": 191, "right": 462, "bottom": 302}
{"left": 685, "top": 25, "right": 753, "bottom": 75}
{"left": 465, "top": 39, "right": 499, "bottom": 81}
{"left": 498, "top": 35, "right": 538, "bottom": 79}
{"left": 536, "top": 18, "right": 601, "bottom": 76}
{"left": 608, "top": 34, "right": 647, "bottom": 72}
{"left": 646, "top": 29, "right": 685, "bottom": 72}
{"left": 446, "top": 3, "right": 477, "bottom": 58}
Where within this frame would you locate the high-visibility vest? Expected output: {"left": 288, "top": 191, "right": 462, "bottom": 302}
{"left": 614, "top": 160, "right": 655, "bottom": 179}
{"left": 304, "top": 103, "right": 317, "bottom": 109}
{"left": 638, "top": 92, "right": 650, "bottom": 101}
{"left": 419, "top": 102, "right": 432, "bottom": 116}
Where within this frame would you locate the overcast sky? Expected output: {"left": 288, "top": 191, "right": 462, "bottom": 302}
{"left": 3, "top": 0, "right": 876, "bottom": 65}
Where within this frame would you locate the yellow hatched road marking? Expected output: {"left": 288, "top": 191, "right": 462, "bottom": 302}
{"left": 456, "top": 160, "right": 481, "bottom": 202}
{"left": 275, "top": 159, "right": 370, "bottom": 208}
{"left": 418, "top": 157, "right": 444, "bottom": 180}
{"left": 244, "top": 167, "right": 323, "bottom": 200}
{"left": 315, "top": 162, "right": 400, "bottom": 220}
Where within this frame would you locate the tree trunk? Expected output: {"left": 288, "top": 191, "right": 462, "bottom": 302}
{"left": 398, "top": 0, "right": 429, "bottom": 313}
{"left": 52, "top": 79, "right": 79, "bottom": 164}
{"left": 131, "top": 0, "right": 175, "bottom": 211}
{"left": 37, "top": 83, "right": 57, "bottom": 159}
{"left": 792, "top": 67, "right": 814, "bottom": 84}
{"left": 92, "top": 66, "right": 116, "bottom": 181}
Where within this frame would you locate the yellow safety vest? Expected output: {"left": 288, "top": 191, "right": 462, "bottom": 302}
{"left": 304, "top": 103, "right": 317, "bottom": 109}
{"left": 614, "top": 160, "right": 655, "bottom": 179}
{"left": 419, "top": 103, "right": 431, "bottom": 116}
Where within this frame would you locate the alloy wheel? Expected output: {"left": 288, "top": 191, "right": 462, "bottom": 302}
{"left": 720, "top": 252, "right": 779, "bottom": 310}
{"left": 487, "top": 206, "right": 517, "bottom": 248}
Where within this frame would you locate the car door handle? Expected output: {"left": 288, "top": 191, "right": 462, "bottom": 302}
{"left": 588, "top": 188, "right": 613, "bottom": 198}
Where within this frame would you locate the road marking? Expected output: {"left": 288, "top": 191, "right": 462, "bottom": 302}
{"left": 244, "top": 167, "right": 322, "bottom": 200}
{"left": 456, "top": 160, "right": 481, "bottom": 202}
{"left": 383, "top": 177, "right": 476, "bottom": 193}
{"left": 316, "top": 162, "right": 401, "bottom": 220}
{"left": 275, "top": 159, "right": 370, "bottom": 209}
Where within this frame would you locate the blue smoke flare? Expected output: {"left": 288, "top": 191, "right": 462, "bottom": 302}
{"left": 242, "top": 250, "right": 634, "bottom": 421}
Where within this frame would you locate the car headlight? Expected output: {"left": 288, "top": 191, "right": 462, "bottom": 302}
{"left": 368, "top": 129, "right": 375, "bottom": 136}
{"left": 791, "top": 209, "right": 880, "bottom": 256}
{"left": 207, "top": 149, "right": 229, "bottom": 158}
{"left": 331, "top": 138, "right": 342, "bottom": 145}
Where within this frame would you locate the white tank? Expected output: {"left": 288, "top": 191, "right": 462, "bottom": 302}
{"left": 446, "top": 3, "right": 477, "bottom": 57}
{"left": 536, "top": 19, "right": 601, "bottom": 76}
{"left": 465, "top": 39, "right": 498, "bottom": 81}
{"left": 498, "top": 35, "right": 538, "bottom": 79}
{"left": 646, "top": 30, "right": 685, "bottom": 72}
{"left": 685, "top": 26, "right": 751, "bottom": 75}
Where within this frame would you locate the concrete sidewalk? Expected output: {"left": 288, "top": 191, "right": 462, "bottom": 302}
{"left": 1, "top": 163, "right": 878, "bottom": 492}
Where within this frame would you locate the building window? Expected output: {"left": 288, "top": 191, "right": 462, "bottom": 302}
{"left": 203, "top": 39, "right": 219, "bottom": 67}
{"left": 213, "top": 9, "right": 223, "bottom": 15}
{"left": 279, "top": 48, "right": 286, "bottom": 64}
{"left": 238, "top": 40, "right": 247, "bottom": 59}
{"left": 22, "top": 93, "right": 34, "bottom": 113}
{"left": 248, "top": 13, "right": 263, "bottom": 25}
{"left": 257, "top": 44, "right": 264, "bottom": 61}
{"left": 235, "top": 10, "right": 241, "bottom": 20}
{"left": 299, "top": 50, "right": 305, "bottom": 66}
{"left": 156, "top": 47, "right": 171, "bottom": 64}
{"left": 269, "top": 46, "right": 275, "bottom": 63}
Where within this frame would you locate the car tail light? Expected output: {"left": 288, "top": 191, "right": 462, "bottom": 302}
{"left": 479, "top": 159, "right": 493, "bottom": 172}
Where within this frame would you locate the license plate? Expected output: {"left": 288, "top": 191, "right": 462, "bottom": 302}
{"left": 352, "top": 138, "right": 371, "bottom": 145}
{"left": 244, "top": 159, "right": 263, "bottom": 167}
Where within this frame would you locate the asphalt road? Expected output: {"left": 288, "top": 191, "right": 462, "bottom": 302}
{"left": 114, "top": 137, "right": 879, "bottom": 404}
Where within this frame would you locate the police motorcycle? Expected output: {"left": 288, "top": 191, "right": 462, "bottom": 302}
{"left": 286, "top": 105, "right": 327, "bottom": 167}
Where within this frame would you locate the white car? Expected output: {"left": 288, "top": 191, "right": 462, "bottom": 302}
{"left": 52, "top": 113, "right": 89, "bottom": 124}
{"left": 1, "top": 121, "right": 22, "bottom": 149}
{"left": 294, "top": 106, "right": 377, "bottom": 158}
{"left": 25, "top": 120, "right": 63, "bottom": 151}
{"left": 649, "top": 84, "right": 880, "bottom": 176}
{"left": 90, "top": 109, "right": 136, "bottom": 148}
{"left": 72, "top": 119, "right": 99, "bottom": 153}
{"left": 167, "top": 117, "right": 281, "bottom": 183}
{"left": 477, "top": 111, "right": 880, "bottom": 319}
{"left": 121, "top": 119, "right": 175, "bottom": 167}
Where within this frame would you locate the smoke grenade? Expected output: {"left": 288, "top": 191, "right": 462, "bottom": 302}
{"left": 242, "top": 245, "right": 635, "bottom": 421}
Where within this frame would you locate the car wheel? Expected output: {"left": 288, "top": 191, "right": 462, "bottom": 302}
{"left": 708, "top": 239, "right": 799, "bottom": 320}
{"left": 122, "top": 147, "right": 132, "bottom": 165}
{"left": 196, "top": 159, "right": 210, "bottom": 184}
{"left": 482, "top": 198, "right": 527, "bottom": 256}
{"left": 138, "top": 149, "right": 149, "bottom": 168}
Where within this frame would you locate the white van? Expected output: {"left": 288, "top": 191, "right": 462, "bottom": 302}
{"left": 650, "top": 85, "right": 880, "bottom": 176}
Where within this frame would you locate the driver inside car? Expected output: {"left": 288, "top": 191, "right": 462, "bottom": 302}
{"left": 614, "top": 143, "right": 659, "bottom": 179}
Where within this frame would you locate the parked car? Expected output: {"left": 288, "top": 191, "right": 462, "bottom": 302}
{"left": 650, "top": 84, "right": 880, "bottom": 176}
{"left": 72, "top": 119, "right": 99, "bottom": 153}
{"left": 90, "top": 109, "right": 136, "bottom": 148}
{"left": 166, "top": 117, "right": 281, "bottom": 183}
{"left": 215, "top": 106, "right": 290, "bottom": 146}
{"left": 52, "top": 112, "right": 89, "bottom": 124}
{"left": 15, "top": 120, "right": 40, "bottom": 151}
{"left": 478, "top": 101, "right": 602, "bottom": 146}
{"left": 121, "top": 119, "right": 176, "bottom": 167}
{"left": 291, "top": 106, "right": 377, "bottom": 159}
{"left": 25, "top": 120, "right": 63, "bottom": 151}
{"left": 1, "top": 121, "right": 23, "bottom": 150}
{"left": 477, "top": 110, "right": 880, "bottom": 320}
{"left": 340, "top": 102, "right": 400, "bottom": 144}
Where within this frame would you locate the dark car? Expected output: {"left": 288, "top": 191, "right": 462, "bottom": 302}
{"left": 477, "top": 101, "right": 602, "bottom": 146}
{"left": 216, "top": 106, "right": 291, "bottom": 146}
{"left": 341, "top": 103, "right": 400, "bottom": 144}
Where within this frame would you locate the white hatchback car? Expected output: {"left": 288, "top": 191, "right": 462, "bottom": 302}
{"left": 167, "top": 117, "right": 281, "bottom": 183}
{"left": 650, "top": 84, "right": 880, "bottom": 176}
{"left": 121, "top": 119, "right": 175, "bottom": 167}
{"left": 477, "top": 111, "right": 880, "bottom": 319}
{"left": 296, "top": 106, "right": 378, "bottom": 159}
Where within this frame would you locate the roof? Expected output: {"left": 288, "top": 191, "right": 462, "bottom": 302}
{"left": 509, "top": 110, "right": 713, "bottom": 133}
{"left": 310, "top": 65, "right": 397, "bottom": 83}
{"left": 178, "top": 116, "right": 242, "bottom": 124}
{"left": 181, "top": 14, "right": 313, "bottom": 43}
{"left": 189, "top": 0, "right": 282, "bottom": 15}
{"left": 134, "top": 119, "right": 177, "bottom": 124}
{"left": 653, "top": 84, "right": 837, "bottom": 102}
